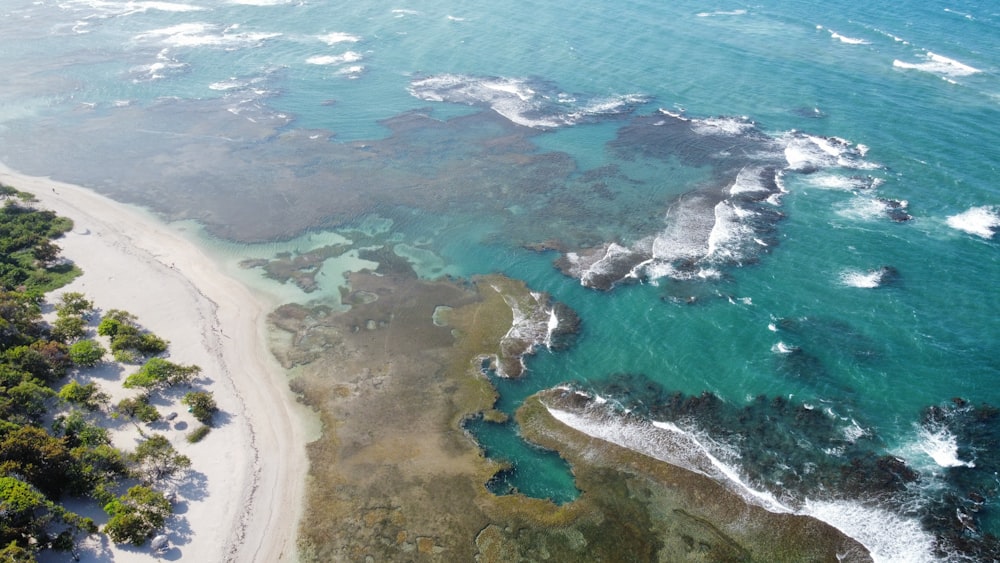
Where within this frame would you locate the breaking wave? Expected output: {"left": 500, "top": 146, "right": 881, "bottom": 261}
{"left": 540, "top": 386, "right": 940, "bottom": 562}
{"left": 893, "top": 52, "right": 982, "bottom": 82}
{"left": 946, "top": 205, "right": 1000, "bottom": 239}
{"left": 407, "top": 74, "right": 649, "bottom": 129}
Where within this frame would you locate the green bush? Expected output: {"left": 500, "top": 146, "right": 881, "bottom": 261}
{"left": 116, "top": 395, "right": 159, "bottom": 424}
{"left": 186, "top": 425, "right": 210, "bottom": 443}
{"left": 68, "top": 339, "right": 105, "bottom": 367}
{"left": 181, "top": 391, "right": 217, "bottom": 425}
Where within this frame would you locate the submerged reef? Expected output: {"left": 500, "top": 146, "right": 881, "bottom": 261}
{"left": 271, "top": 270, "right": 869, "bottom": 561}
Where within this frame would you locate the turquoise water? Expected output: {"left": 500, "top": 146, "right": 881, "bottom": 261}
{"left": 1, "top": 0, "right": 999, "bottom": 559}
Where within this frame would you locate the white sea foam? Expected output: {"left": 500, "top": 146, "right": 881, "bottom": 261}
{"left": 803, "top": 499, "right": 937, "bottom": 562}
{"left": 209, "top": 79, "right": 244, "bottom": 91}
{"left": 705, "top": 201, "right": 756, "bottom": 262}
{"left": 820, "top": 26, "right": 871, "bottom": 45}
{"left": 548, "top": 394, "right": 943, "bottom": 561}
{"left": 728, "top": 166, "right": 772, "bottom": 196}
{"left": 893, "top": 52, "right": 982, "bottom": 79}
{"left": 135, "top": 22, "right": 281, "bottom": 49}
{"left": 60, "top": 0, "right": 205, "bottom": 17}
{"left": 577, "top": 243, "right": 634, "bottom": 286}
{"left": 544, "top": 308, "right": 558, "bottom": 350}
{"left": 691, "top": 116, "right": 755, "bottom": 137}
{"left": 835, "top": 196, "right": 892, "bottom": 221}
{"left": 916, "top": 426, "right": 975, "bottom": 469}
{"left": 545, "top": 402, "right": 791, "bottom": 513}
{"left": 408, "top": 74, "right": 646, "bottom": 129}
{"left": 946, "top": 205, "right": 1000, "bottom": 239}
{"left": 771, "top": 341, "right": 798, "bottom": 354}
{"left": 696, "top": 9, "right": 747, "bottom": 17}
{"left": 336, "top": 65, "right": 365, "bottom": 79}
{"left": 839, "top": 269, "right": 883, "bottom": 288}
{"left": 783, "top": 134, "right": 874, "bottom": 171}
{"left": 129, "top": 48, "right": 187, "bottom": 81}
{"left": 318, "top": 32, "right": 360, "bottom": 45}
{"left": 306, "top": 51, "right": 362, "bottom": 65}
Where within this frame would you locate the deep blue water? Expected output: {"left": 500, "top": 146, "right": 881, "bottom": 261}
{"left": 1, "top": 0, "right": 998, "bottom": 560}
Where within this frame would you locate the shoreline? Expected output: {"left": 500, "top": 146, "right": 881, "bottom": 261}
{"left": 0, "top": 163, "right": 309, "bottom": 562}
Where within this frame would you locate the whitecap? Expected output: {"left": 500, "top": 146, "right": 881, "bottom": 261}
{"left": 306, "top": 51, "right": 362, "bottom": 65}
{"left": 823, "top": 28, "right": 870, "bottom": 45}
{"left": 696, "top": 9, "right": 747, "bottom": 17}
{"left": 783, "top": 134, "right": 874, "bottom": 171}
{"left": 915, "top": 425, "right": 975, "bottom": 468}
{"left": 839, "top": 269, "right": 883, "bottom": 289}
{"left": 336, "top": 65, "right": 365, "bottom": 79}
{"left": 408, "top": 73, "right": 646, "bottom": 129}
{"left": 893, "top": 52, "right": 982, "bottom": 79}
{"left": 771, "top": 341, "right": 798, "bottom": 354}
{"left": 691, "top": 116, "right": 755, "bottom": 137}
{"left": 704, "top": 200, "right": 756, "bottom": 262}
{"left": 136, "top": 22, "right": 281, "bottom": 49}
{"left": 318, "top": 32, "right": 360, "bottom": 45}
{"left": 946, "top": 205, "right": 1000, "bottom": 239}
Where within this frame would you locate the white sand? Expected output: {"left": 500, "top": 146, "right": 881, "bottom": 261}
{"left": 0, "top": 164, "right": 309, "bottom": 562}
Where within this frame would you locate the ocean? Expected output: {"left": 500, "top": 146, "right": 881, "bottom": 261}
{"left": 1, "top": 0, "right": 998, "bottom": 560}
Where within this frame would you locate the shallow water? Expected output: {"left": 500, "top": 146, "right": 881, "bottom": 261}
{"left": 2, "top": 0, "right": 999, "bottom": 559}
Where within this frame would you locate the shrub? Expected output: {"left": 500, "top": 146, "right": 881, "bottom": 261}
{"left": 116, "top": 395, "right": 160, "bottom": 424}
{"left": 186, "top": 426, "right": 210, "bottom": 443}
{"left": 68, "top": 339, "right": 105, "bottom": 367}
{"left": 181, "top": 391, "right": 217, "bottom": 425}
{"left": 58, "top": 380, "right": 108, "bottom": 411}
{"left": 124, "top": 358, "right": 200, "bottom": 391}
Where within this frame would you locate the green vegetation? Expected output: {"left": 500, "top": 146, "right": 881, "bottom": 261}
{"left": 67, "top": 339, "right": 105, "bottom": 367}
{"left": 98, "top": 309, "right": 169, "bottom": 361}
{"left": 181, "top": 391, "right": 217, "bottom": 424}
{"left": 186, "top": 425, "right": 211, "bottom": 443}
{"left": 49, "top": 292, "right": 94, "bottom": 343}
{"left": 115, "top": 394, "right": 160, "bottom": 423}
{"left": 102, "top": 485, "right": 171, "bottom": 546}
{"left": 0, "top": 186, "right": 78, "bottom": 293}
{"left": 123, "top": 357, "right": 200, "bottom": 390}
{"left": 130, "top": 434, "right": 190, "bottom": 483}
{"left": 57, "top": 380, "right": 109, "bottom": 411}
{"left": 0, "top": 186, "right": 218, "bottom": 558}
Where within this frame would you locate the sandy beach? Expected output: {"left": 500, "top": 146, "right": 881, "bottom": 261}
{"left": 0, "top": 163, "right": 309, "bottom": 562}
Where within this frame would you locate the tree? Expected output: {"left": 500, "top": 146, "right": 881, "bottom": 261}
{"left": 97, "top": 309, "right": 169, "bottom": 357}
{"left": 130, "top": 434, "right": 190, "bottom": 483}
{"left": 0, "top": 475, "right": 47, "bottom": 540}
{"left": 31, "top": 240, "right": 61, "bottom": 268}
{"left": 55, "top": 292, "right": 92, "bottom": 316}
{"left": 0, "top": 426, "right": 76, "bottom": 498}
{"left": 50, "top": 314, "right": 85, "bottom": 342}
{"left": 123, "top": 358, "right": 200, "bottom": 391}
{"left": 52, "top": 411, "right": 110, "bottom": 448}
{"left": 115, "top": 395, "right": 160, "bottom": 424}
{"left": 4, "top": 380, "right": 55, "bottom": 424}
{"left": 181, "top": 391, "right": 217, "bottom": 425}
{"left": 67, "top": 340, "right": 105, "bottom": 367}
{"left": 102, "top": 485, "right": 171, "bottom": 546}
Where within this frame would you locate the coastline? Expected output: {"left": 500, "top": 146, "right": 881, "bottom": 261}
{"left": 0, "top": 163, "right": 309, "bottom": 562}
